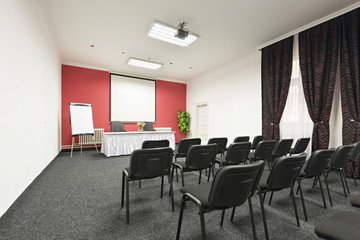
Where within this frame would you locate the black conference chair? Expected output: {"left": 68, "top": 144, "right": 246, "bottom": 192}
{"left": 176, "top": 161, "right": 265, "bottom": 240}
{"left": 257, "top": 154, "right": 307, "bottom": 239}
{"left": 270, "top": 139, "right": 293, "bottom": 167}
{"left": 297, "top": 149, "right": 335, "bottom": 208}
{"left": 143, "top": 122, "right": 153, "bottom": 131}
{"left": 208, "top": 137, "right": 228, "bottom": 156}
{"left": 350, "top": 195, "right": 360, "bottom": 207}
{"left": 289, "top": 137, "right": 310, "bottom": 155}
{"left": 325, "top": 145, "right": 354, "bottom": 197}
{"left": 315, "top": 211, "right": 360, "bottom": 240}
{"left": 172, "top": 144, "right": 217, "bottom": 187}
{"left": 233, "top": 136, "right": 250, "bottom": 143}
{"left": 315, "top": 193, "right": 360, "bottom": 239}
{"left": 174, "top": 138, "right": 201, "bottom": 161}
{"left": 111, "top": 121, "right": 125, "bottom": 132}
{"left": 121, "top": 147, "right": 174, "bottom": 223}
{"left": 174, "top": 138, "right": 202, "bottom": 181}
{"left": 251, "top": 135, "right": 267, "bottom": 151}
{"left": 347, "top": 142, "right": 360, "bottom": 186}
{"left": 141, "top": 139, "right": 169, "bottom": 149}
{"left": 215, "top": 142, "right": 250, "bottom": 167}
{"left": 248, "top": 140, "right": 276, "bottom": 169}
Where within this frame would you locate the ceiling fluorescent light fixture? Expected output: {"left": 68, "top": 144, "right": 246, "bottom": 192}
{"left": 127, "top": 57, "right": 162, "bottom": 70}
{"left": 148, "top": 21, "right": 198, "bottom": 47}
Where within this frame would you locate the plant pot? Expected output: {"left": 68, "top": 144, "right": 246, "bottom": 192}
{"left": 138, "top": 126, "right": 143, "bottom": 132}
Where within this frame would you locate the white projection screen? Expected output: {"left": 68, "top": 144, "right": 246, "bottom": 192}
{"left": 110, "top": 74, "right": 156, "bottom": 122}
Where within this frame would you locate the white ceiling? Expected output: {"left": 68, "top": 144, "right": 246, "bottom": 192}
{"left": 42, "top": 0, "right": 360, "bottom": 82}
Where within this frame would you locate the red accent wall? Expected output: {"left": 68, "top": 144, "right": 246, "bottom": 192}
{"left": 61, "top": 65, "right": 111, "bottom": 146}
{"left": 61, "top": 65, "right": 186, "bottom": 147}
{"left": 155, "top": 80, "right": 186, "bottom": 142}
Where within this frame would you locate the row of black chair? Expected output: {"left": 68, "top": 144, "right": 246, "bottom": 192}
{"left": 314, "top": 143, "right": 360, "bottom": 240}
{"left": 120, "top": 136, "right": 360, "bottom": 239}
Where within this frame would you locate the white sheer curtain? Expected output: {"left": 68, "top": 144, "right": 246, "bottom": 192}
{"left": 280, "top": 34, "right": 313, "bottom": 155}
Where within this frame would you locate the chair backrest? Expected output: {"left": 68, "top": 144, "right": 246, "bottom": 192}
{"left": 349, "top": 142, "right": 360, "bottom": 162}
{"left": 234, "top": 136, "right": 250, "bottom": 143}
{"left": 208, "top": 137, "right": 228, "bottom": 154}
{"left": 225, "top": 142, "right": 251, "bottom": 165}
{"left": 251, "top": 135, "right": 267, "bottom": 149}
{"left": 185, "top": 144, "right": 217, "bottom": 170}
{"left": 273, "top": 139, "right": 293, "bottom": 157}
{"left": 208, "top": 161, "right": 265, "bottom": 209}
{"left": 254, "top": 140, "right": 276, "bottom": 160}
{"left": 111, "top": 121, "right": 125, "bottom": 132}
{"left": 141, "top": 139, "right": 169, "bottom": 149}
{"left": 266, "top": 154, "right": 306, "bottom": 189}
{"left": 329, "top": 145, "right": 354, "bottom": 169}
{"left": 304, "top": 149, "right": 335, "bottom": 177}
{"left": 143, "top": 122, "right": 153, "bottom": 131}
{"left": 291, "top": 138, "right": 310, "bottom": 154}
{"left": 176, "top": 138, "right": 201, "bottom": 157}
{"left": 129, "top": 147, "right": 173, "bottom": 179}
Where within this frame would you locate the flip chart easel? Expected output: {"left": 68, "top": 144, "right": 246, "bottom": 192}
{"left": 69, "top": 102, "right": 98, "bottom": 157}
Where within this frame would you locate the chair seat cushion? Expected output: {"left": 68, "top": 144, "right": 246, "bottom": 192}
{"left": 315, "top": 211, "right": 360, "bottom": 240}
{"left": 350, "top": 195, "right": 360, "bottom": 208}
{"left": 180, "top": 182, "right": 212, "bottom": 209}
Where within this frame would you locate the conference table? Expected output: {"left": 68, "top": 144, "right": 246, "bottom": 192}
{"left": 101, "top": 131, "right": 175, "bottom": 157}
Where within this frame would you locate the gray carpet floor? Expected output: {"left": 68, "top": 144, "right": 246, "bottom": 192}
{"left": 0, "top": 150, "right": 360, "bottom": 240}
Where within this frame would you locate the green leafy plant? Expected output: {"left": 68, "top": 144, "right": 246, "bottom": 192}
{"left": 177, "top": 110, "right": 190, "bottom": 137}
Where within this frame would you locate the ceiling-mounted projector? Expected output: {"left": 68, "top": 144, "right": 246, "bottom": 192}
{"left": 175, "top": 22, "right": 189, "bottom": 39}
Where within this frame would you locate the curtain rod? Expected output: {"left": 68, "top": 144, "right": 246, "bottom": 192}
{"left": 258, "top": 2, "right": 360, "bottom": 50}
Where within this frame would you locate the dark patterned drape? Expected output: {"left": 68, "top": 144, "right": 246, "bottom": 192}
{"left": 299, "top": 18, "right": 340, "bottom": 151}
{"left": 261, "top": 36, "right": 293, "bottom": 140}
{"left": 340, "top": 8, "right": 360, "bottom": 178}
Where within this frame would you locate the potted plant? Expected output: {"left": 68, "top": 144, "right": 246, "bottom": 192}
{"left": 177, "top": 110, "right": 190, "bottom": 137}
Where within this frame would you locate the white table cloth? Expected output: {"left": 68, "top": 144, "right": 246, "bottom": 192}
{"left": 101, "top": 131, "right": 175, "bottom": 157}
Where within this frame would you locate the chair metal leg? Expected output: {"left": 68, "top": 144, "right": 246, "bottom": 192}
{"left": 161, "top": 175, "right": 164, "bottom": 198}
{"left": 126, "top": 175, "right": 130, "bottom": 224}
{"left": 258, "top": 189, "right": 269, "bottom": 240}
{"left": 323, "top": 173, "right": 333, "bottom": 207}
{"left": 342, "top": 168, "right": 350, "bottom": 194}
{"left": 290, "top": 187, "right": 300, "bottom": 227}
{"left": 169, "top": 173, "right": 174, "bottom": 212}
{"left": 199, "top": 209, "right": 206, "bottom": 240}
{"left": 230, "top": 207, "right": 235, "bottom": 222}
{"left": 338, "top": 169, "right": 347, "bottom": 197}
{"left": 313, "top": 176, "right": 319, "bottom": 187}
{"left": 220, "top": 209, "right": 225, "bottom": 227}
{"left": 175, "top": 156, "right": 179, "bottom": 182}
{"left": 318, "top": 177, "right": 327, "bottom": 209}
{"left": 248, "top": 197, "right": 257, "bottom": 240}
{"left": 170, "top": 166, "right": 175, "bottom": 196}
{"left": 297, "top": 178, "right": 307, "bottom": 222}
{"left": 268, "top": 191, "right": 274, "bottom": 206}
{"left": 207, "top": 167, "right": 212, "bottom": 182}
{"left": 199, "top": 170, "right": 202, "bottom": 184}
{"left": 176, "top": 196, "right": 186, "bottom": 240}
{"left": 351, "top": 161, "right": 358, "bottom": 186}
{"left": 121, "top": 172, "right": 125, "bottom": 208}
{"left": 181, "top": 170, "right": 185, "bottom": 187}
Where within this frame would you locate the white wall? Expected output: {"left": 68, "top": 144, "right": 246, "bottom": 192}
{"left": 0, "top": 0, "right": 61, "bottom": 216}
{"left": 187, "top": 50, "right": 262, "bottom": 143}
